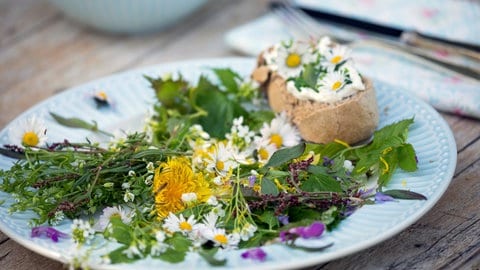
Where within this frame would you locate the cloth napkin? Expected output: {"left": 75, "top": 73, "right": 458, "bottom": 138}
{"left": 224, "top": 0, "right": 480, "bottom": 119}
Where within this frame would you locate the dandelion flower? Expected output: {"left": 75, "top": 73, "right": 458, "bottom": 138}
{"left": 9, "top": 116, "right": 47, "bottom": 147}
{"left": 153, "top": 157, "right": 212, "bottom": 218}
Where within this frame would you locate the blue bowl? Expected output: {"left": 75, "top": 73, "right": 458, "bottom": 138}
{"left": 47, "top": 0, "right": 209, "bottom": 34}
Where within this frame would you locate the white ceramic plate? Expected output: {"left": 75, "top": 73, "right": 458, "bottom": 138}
{"left": 0, "top": 58, "right": 456, "bottom": 269}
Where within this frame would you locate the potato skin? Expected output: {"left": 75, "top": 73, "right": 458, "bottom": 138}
{"left": 253, "top": 67, "right": 379, "bottom": 144}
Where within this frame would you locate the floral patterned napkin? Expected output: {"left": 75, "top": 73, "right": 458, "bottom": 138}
{"left": 224, "top": 0, "right": 480, "bottom": 119}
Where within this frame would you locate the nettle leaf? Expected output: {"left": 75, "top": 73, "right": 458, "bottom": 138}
{"left": 370, "top": 118, "right": 414, "bottom": 149}
{"left": 301, "top": 172, "right": 342, "bottom": 193}
{"left": 261, "top": 178, "right": 279, "bottom": 196}
{"left": 199, "top": 247, "right": 227, "bottom": 266}
{"left": 108, "top": 216, "right": 133, "bottom": 245}
{"left": 263, "top": 143, "right": 306, "bottom": 168}
{"left": 212, "top": 68, "right": 241, "bottom": 93}
{"left": 382, "top": 189, "right": 427, "bottom": 200}
{"left": 398, "top": 143, "right": 418, "bottom": 172}
{"left": 144, "top": 75, "right": 189, "bottom": 110}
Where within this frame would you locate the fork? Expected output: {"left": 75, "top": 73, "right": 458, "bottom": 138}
{"left": 271, "top": 1, "right": 480, "bottom": 83}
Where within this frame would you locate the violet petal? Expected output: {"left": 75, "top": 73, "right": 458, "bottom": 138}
{"left": 31, "top": 226, "right": 69, "bottom": 242}
{"left": 241, "top": 247, "right": 267, "bottom": 262}
{"left": 300, "top": 221, "right": 325, "bottom": 239}
{"left": 375, "top": 192, "right": 396, "bottom": 203}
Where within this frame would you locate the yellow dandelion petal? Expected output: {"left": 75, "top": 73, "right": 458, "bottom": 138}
{"left": 153, "top": 157, "right": 212, "bottom": 218}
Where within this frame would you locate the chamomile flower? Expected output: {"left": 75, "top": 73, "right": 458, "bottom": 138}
{"left": 259, "top": 112, "right": 301, "bottom": 149}
{"left": 318, "top": 71, "right": 347, "bottom": 92}
{"left": 276, "top": 41, "right": 315, "bottom": 79}
{"left": 9, "top": 116, "right": 48, "bottom": 147}
{"left": 203, "top": 228, "right": 240, "bottom": 250}
{"left": 322, "top": 44, "right": 351, "bottom": 70}
{"left": 93, "top": 205, "right": 134, "bottom": 232}
{"left": 254, "top": 138, "right": 277, "bottom": 164}
{"left": 206, "top": 142, "right": 238, "bottom": 176}
{"left": 163, "top": 213, "right": 198, "bottom": 236}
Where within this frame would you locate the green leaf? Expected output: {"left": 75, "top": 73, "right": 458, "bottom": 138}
{"left": 263, "top": 143, "right": 306, "bottom": 168}
{"left": 378, "top": 150, "right": 399, "bottom": 187}
{"left": 370, "top": 118, "right": 414, "bottom": 149}
{"left": 382, "top": 189, "right": 427, "bottom": 200}
{"left": 157, "top": 248, "right": 187, "bottom": 263}
{"left": 108, "top": 246, "right": 137, "bottom": 264}
{"left": 199, "top": 247, "right": 227, "bottom": 266}
{"left": 144, "top": 74, "right": 189, "bottom": 110}
{"left": 398, "top": 143, "right": 418, "bottom": 172}
{"left": 301, "top": 170, "right": 342, "bottom": 192}
{"left": 261, "top": 178, "right": 279, "bottom": 196}
{"left": 49, "top": 112, "right": 112, "bottom": 137}
{"left": 257, "top": 210, "right": 279, "bottom": 230}
{"left": 212, "top": 68, "right": 241, "bottom": 93}
{"left": 108, "top": 216, "right": 133, "bottom": 244}
{"left": 166, "top": 233, "right": 191, "bottom": 252}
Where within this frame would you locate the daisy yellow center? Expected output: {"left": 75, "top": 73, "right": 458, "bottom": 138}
{"left": 332, "top": 81, "right": 342, "bottom": 91}
{"left": 216, "top": 160, "right": 225, "bottom": 171}
{"left": 330, "top": 55, "right": 342, "bottom": 64}
{"left": 285, "top": 53, "right": 302, "bottom": 68}
{"left": 270, "top": 134, "right": 283, "bottom": 148}
{"left": 97, "top": 91, "right": 108, "bottom": 100}
{"left": 179, "top": 221, "right": 192, "bottom": 231}
{"left": 258, "top": 147, "right": 269, "bottom": 160}
{"left": 214, "top": 234, "right": 228, "bottom": 245}
{"left": 22, "top": 131, "right": 39, "bottom": 146}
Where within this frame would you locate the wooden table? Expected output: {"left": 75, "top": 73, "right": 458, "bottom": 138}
{"left": 1, "top": 0, "right": 479, "bottom": 269}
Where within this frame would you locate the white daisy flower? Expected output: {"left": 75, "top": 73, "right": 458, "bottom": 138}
{"left": 206, "top": 142, "right": 238, "bottom": 176}
{"left": 8, "top": 116, "right": 48, "bottom": 147}
{"left": 318, "top": 71, "right": 347, "bottom": 92}
{"left": 201, "top": 211, "right": 221, "bottom": 230}
{"left": 276, "top": 41, "right": 316, "bottom": 79}
{"left": 322, "top": 44, "right": 351, "bottom": 70}
{"left": 203, "top": 228, "right": 240, "bottom": 250}
{"left": 254, "top": 137, "right": 277, "bottom": 164}
{"left": 93, "top": 205, "right": 134, "bottom": 232}
{"left": 259, "top": 112, "right": 301, "bottom": 149}
{"left": 163, "top": 213, "right": 198, "bottom": 236}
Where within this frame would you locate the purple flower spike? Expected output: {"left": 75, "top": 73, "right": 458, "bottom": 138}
{"left": 31, "top": 226, "right": 69, "bottom": 242}
{"left": 241, "top": 247, "right": 267, "bottom": 262}
{"left": 248, "top": 175, "right": 256, "bottom": 187}
{"left": 300, "top": 221, "right": 325, "bottom": 239}
{"left": 375, "top": 192, "right": 396, "bottom": 203}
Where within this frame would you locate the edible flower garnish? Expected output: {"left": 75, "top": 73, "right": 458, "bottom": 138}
{"left": 31, "top": 226, "right": 69, "bottom": 242}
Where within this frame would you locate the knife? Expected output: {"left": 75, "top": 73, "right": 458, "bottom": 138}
{"left": 294, "top": 4, "right": 480, "bottom": 61}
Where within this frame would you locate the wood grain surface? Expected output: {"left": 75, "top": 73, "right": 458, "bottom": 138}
{"left": 1, "top": 0, "right": 479, "bottom": 269}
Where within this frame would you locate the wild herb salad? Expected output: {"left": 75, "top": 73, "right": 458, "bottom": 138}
{"left": 0, "top": 68, "right": 424, "bottom": 268}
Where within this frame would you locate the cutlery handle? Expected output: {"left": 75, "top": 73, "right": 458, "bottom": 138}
{"left": 401, "top": 31, "right": 480, "bottom": 62}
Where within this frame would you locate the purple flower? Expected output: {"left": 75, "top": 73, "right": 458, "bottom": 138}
{"left": 280, "top": 221, "right": 326, "bottom": 242}
{"left": 375, "top": 192, "right": 396, "bottom": 203}
{"left": 31, "top": 226, "right": 69, "bottom": 242}
{"left": 278, "top": 215, "right": 289, "bottom": 225}
{"left": 248, "top": 175, "right": 256, "bottom": 187}
{"left": 241, "top": 247, "right": 267, "bottom": 262}
{"left": 322, "top": 156, "right": 334, "bottom": 167}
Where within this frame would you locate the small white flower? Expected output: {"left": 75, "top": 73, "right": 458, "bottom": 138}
{"left": 259, "top": 112, "right": 301, "bottom": 149}
{"left": 322, "top": 43, "right": 351, "bottom": 70}
{"left": 181, "top": 192, "right": 198, "bottom": 203}
{"left": 155, "top": 230, "right": 167, "bottom": 242}
{"left": 122, "top": 243, "right": 142, "bottom": 259}
{"left": 144, "top": 175, "right": 153, "bottom": 185}
{"left": 50, "top": 211, "right": 65, "bottom": 226}
{"left": 206, "top": 196, "right": 219, "bottom": 206}
{"left": 8, "top": 115, "right": 48, "bottom": 147}
{"left": 318, "top": 71, "right": 347, "bottom": 92}
{"left": 146, "top": 162, "right": 155, "bottom": 173}
{"left": 206, "top": 142, "right": 238, "bottom": 176}
{"left": 163, "top": 213, "right": 198, "bottom": 236}
{"left": 71, "top": 219, "right": 95, "bottom": 244}
{"left": 93, "top": 205, "right": 134, "bottom": 232}
{"left": 239, "top": 223, "right": 257, "bottom": 241}
{"left": 150, "top": 242, "right": 169, "bottom": 256}
{"left": 121, "top": 182, "right": 131, "bottom": 189}
{"left": 343, "top": 160, "right": 354, "bottom": 173}
{"left": 128, "top": 170, "right": 136, "bottom": 177}
{"left": 254, "top": 138, "right": 277, "bottom": 164}
{"left": 123, "top": 191, "right": 135, "bottom": 202}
